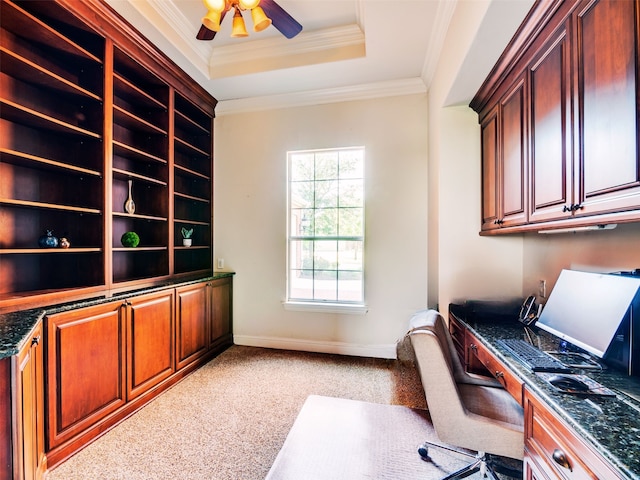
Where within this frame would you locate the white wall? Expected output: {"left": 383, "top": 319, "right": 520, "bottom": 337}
{"left": 214, "top": 95, "right": 428, "bottom": 358}
{"left": 427, "top": 1, "right": 526, "bottom": 313}
{"left": 523, "top": 223, "right": 640, "bottom": 299}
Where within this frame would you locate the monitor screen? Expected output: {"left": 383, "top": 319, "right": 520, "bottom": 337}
{"left": 536, "top": 270, "right": 640, "bottom": 358}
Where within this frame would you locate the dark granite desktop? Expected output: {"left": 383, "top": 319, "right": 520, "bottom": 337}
{"left": 0, "top": 272, "right": 235, "bottom": 360}
{"left": 450, "top": 304, "right": 640, "bottom": 479}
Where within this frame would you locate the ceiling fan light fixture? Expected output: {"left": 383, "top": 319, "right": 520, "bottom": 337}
{"left": 231, "top": 8, "right": 249, "bottom": 37}
{"left": 251, "top": 6, "right": 272, "bottom": 32}
{"left": 202, "top": 0, "right": 226, "bottom": 12}
{"left": 238, "top": 0, "right": 260, "bottom": 10}
{"left": 202, "top": 9, "right": 222, "bottom": 31}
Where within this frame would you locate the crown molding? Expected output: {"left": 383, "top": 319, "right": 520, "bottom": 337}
{"left": 421, "top": 0, "right": 457, "bottom": 88}
{"left": 215, "top": 77, "right": 427, "bottom": 115}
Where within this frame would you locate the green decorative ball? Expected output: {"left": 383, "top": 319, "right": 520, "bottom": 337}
{"left": 121, "top": 231, "right": 140, "bottom": 248}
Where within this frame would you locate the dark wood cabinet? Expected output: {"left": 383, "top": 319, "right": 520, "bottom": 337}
{"left": 175, "top": 277, "right": 233, "bottom": 370}
{"left": 473, "top": 0, "right": 640, "bottom": 234}
{"left": 43, "top": 277, "right": 232, "bottom": 469}
{"left": 481, "top": 108, "right": 500, "bottom": 231}
{"left": 126, "top": 290, "right": 175, "bottom": 400}
{"left": 573, "top": 0, "right": 640, "bottom": 217}
{"left": 481, "top": 76, "right": 528, "bottom": 230}
{"left": 210, "top": 277, "right": 233, "bottom": 346}
{"left": 46, "top": 301, "right": 126, "bottom": 452}
{"left": 0, "top": 0, "right": 216, "bottom": 313}
{"left": 175, "top": 282, "right": 210, "bottom": 370}
{"left": 0, "top": 322, "right": 46, "bottom": 480}
{"left": 529, "top": 22, "right": 572, "bottom": 224}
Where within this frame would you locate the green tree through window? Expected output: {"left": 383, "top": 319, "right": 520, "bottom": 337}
{"left": 288, "top": 147, "right": 364, "bottom": 304}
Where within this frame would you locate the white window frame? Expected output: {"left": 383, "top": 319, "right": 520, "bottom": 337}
{"left": 285, "top": 147, "right": 367, "bottom": 314}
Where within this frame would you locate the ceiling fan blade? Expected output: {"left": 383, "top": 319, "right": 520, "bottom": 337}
{"left": 197, "top": 24, "right": 216, "bottom": 41}
{"left": 196, "top": 9, "right": 228, "bottom": 41}
{"left": 260, "top": 0, "right": 302, "bottom": 39}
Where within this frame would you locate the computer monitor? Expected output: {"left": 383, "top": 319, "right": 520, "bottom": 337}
{"left": 536, "top": 269, "right": 640, "bottom": 359}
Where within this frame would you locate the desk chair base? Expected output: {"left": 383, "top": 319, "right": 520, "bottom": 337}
{"left": 418, "top": 441, "right": 521, "bottom": 480}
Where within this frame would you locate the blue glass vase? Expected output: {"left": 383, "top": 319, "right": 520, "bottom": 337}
{"left": 38, "top": 230, "right": 59, "bottom": 248}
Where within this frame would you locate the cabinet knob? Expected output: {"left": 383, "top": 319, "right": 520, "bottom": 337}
{"left": 495, "top": 371, "right": 504, "bottom": 378}
{"left": 563, "top": 204, "right": 571, "bottom": 212}
{"left": 552, "top": 449, "right": 572, "bottom": 471}
{"left": 469, "top": 344, "right": 478, "bottom": 351}
{"left": 31, "top": 335, "right": 41, "bottom": 346}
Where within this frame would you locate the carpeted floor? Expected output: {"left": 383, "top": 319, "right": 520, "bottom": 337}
{"left": 46, "top": 345, "right": 517, "bottom": 479}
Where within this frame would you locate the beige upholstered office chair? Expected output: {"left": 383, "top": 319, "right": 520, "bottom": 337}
{"left": 408, "top": 310, "right": 524, "bottom": 479}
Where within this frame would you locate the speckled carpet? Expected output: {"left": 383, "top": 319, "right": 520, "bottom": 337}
{"left": 46, "top": 345, "right": 512, "bottom": 480}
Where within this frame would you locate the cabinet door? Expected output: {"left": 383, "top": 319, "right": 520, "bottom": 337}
{"left": 46, "top": 302, "right": 126, "bottom": 449}
{"left": 530, "top": 24, "right": 573, "bottom": 223}
{"left": 13, "top": 323, "right": 45, "bottom": 480}
{"left": 481, "top": 107, "right": 500, "bottom": 230}
{"left": 175, "top": 282, "right": 209, "bottom": 370}
{"left": 210, "top": 277, "right": 232, "bottom": 345}
{"left": 480, "top": 77, "right": 528, "bottom": 231}
{"left": 0, "top": 358, "right": 10, "bottom": 480}
{"left": 500, "top": 77, "right": 528, "bottom": 227}
{"left": 574, "top": 0, "right": 640, "bottom": 215}
{"left": 126, "top": 290, "right": 175, "bottom": 400}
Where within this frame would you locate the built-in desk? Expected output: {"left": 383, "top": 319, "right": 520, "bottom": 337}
{"left": 449, "top": 305, "right": 640, "bottom": 480}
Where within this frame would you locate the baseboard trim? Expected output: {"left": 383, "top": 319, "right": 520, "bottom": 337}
{"left": 233, "top": 335, "right": 397, "bottom": 359}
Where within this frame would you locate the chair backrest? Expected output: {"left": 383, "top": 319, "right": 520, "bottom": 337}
{"left": 409, "top": 310, "right": 524, "bottom": 459}
{"left": 408, "top": 312, "right": 469, "bottom": 437}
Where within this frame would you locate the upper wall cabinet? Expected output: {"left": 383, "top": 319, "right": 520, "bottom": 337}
{"left": 481, "top": 75, "right": 528, "bottom": 231}
{"left": 472, "top": 0, "right": 640, "bottom": 234}
{"left": 0, "top": 0, "right": 217, "bottom": 312}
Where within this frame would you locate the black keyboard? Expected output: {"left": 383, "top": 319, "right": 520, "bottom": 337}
{"left": 497, "top": 338, "right": 573, "bottom": 373}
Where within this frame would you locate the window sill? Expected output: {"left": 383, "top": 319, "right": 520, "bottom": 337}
{"left": 283, "top": 301, "right": 368, "bottom": 315}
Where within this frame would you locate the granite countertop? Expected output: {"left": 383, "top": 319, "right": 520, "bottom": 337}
{"left": 450, "top": 306, "right": 640, "bottom": 479}
{"left": 0, "top": 272, "right": 235, "bottom": 360}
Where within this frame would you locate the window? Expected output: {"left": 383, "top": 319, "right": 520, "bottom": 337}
{"left": 287, "top": 147, "right": 365, "bottom": 306}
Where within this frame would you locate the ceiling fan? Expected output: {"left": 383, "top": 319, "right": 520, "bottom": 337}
{"left": 197, "top": 0, "right": 303, "bottom": 41}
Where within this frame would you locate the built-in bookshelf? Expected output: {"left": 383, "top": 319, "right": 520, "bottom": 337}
{"left": 0, "top": 0, "right": 216, "bottom": 312}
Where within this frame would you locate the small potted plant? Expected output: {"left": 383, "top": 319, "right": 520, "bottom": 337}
{"left": 181, "top": 227, "right": 193, "bottom": 247}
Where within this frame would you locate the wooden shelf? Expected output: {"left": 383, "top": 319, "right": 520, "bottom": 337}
{"left": 1, "top": 49, "right": 102, "bottom": 101}
{"left": 174, "top": 191, "right": 210, "bottom": 203}
{"left": 0, "top": 248, "right": 102, "bottom": 254}
{"left": 112, "top": 167, "right": 167, "bottom": 186}
{"left": 112, "top": 212, "right": 167, "bottom": 222}
{"left": 175, "top": 109, "right": 209, "bottom": 135}
{"left": 174, "top": 219, "right": 210, "bottom": 227}
{"left": 174, "top": 136, "right": 210, "bottom": 158}
{"left": 0, "top": 148, "right": 101, "bottom": 177}
{"left": 114, "top": 73, "right": 166, "bottom": 110}
{"left": 112, "top": 246, "right": 167, "bottom": 252}
{"left": 0, "top": 198, "right": 101, "bottom": 214}
{"left": 2, "top": 0, "right": 102, "bottom": 63}
{"left": 1, "top": 99, "right": 102, "bottom": 138}
{"left": 113, "top": 141, "right": 167, "bottom": 165}
{"left": 113, "top": 105, "right": 167, "bottom": 136}
{"left": 174, "top": 163, "right": 210, "bottom": 180}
